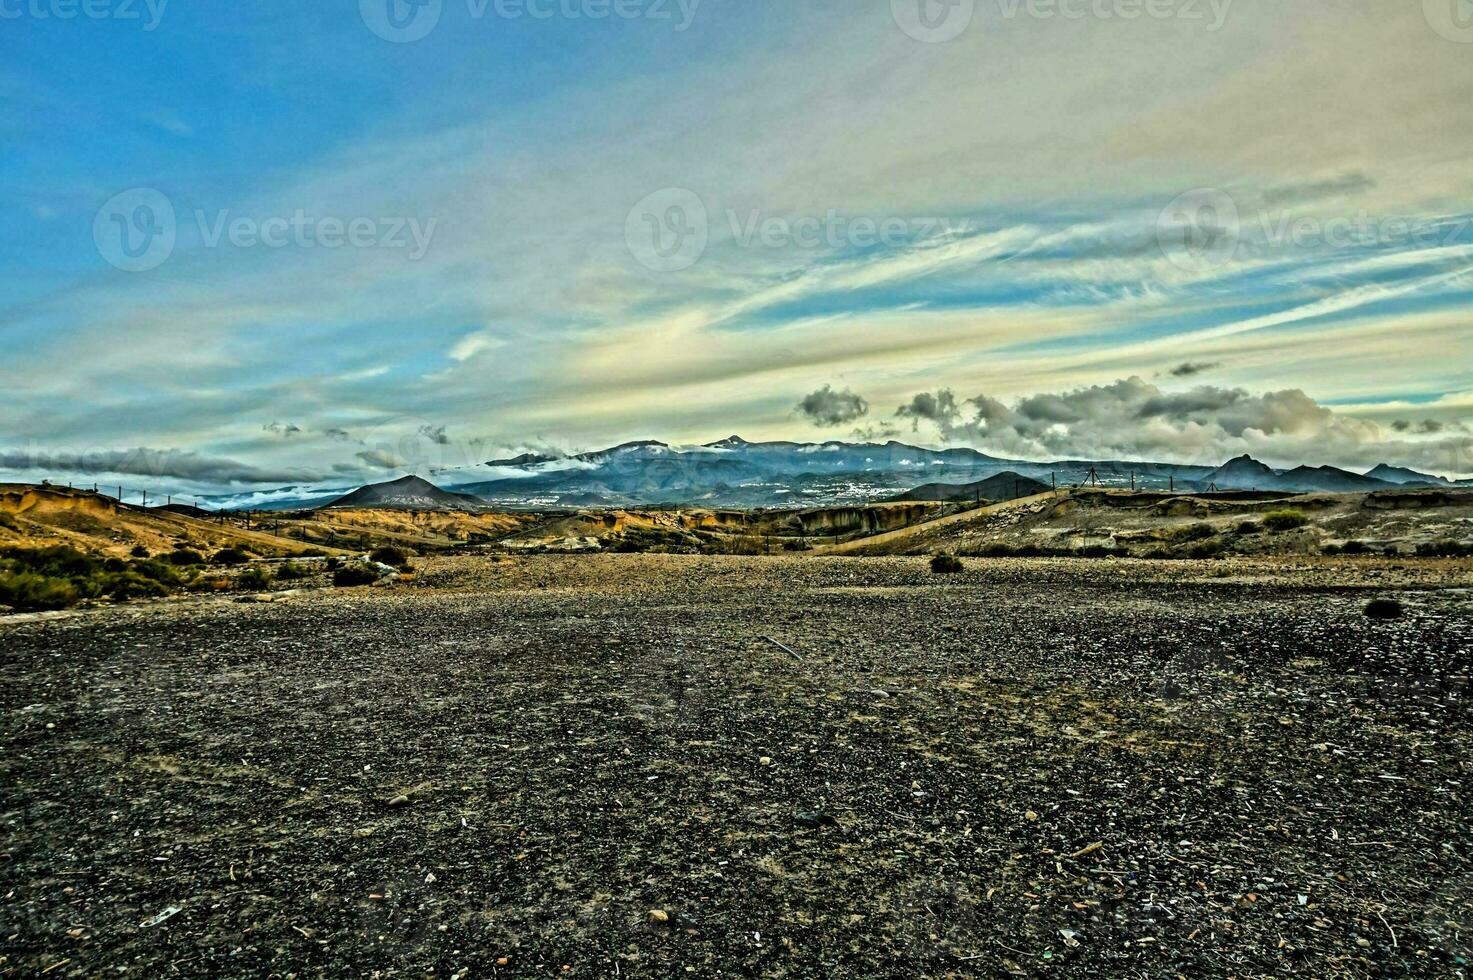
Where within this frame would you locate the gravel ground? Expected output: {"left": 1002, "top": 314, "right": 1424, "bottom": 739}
{"left": 2, "top": 554, "right": 1471, "bottom": 978}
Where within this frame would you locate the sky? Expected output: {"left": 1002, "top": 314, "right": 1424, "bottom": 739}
{"left": 2, "top": 0, "right": 1472, "bottom": 495}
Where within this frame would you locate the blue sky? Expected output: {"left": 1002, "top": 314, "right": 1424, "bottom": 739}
{"left": 2, "top": 0, "right": 1472, "bottom": 493}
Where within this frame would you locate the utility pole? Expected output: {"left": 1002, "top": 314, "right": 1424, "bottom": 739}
{"left": 1169, "top": 475, "right": 1174, "bottom": 492}
{"left": 1131, "top": 472, "right": 1136, "bottom": 492}
{"left": 140, "top": 490, "right": 147, "bottom": 507}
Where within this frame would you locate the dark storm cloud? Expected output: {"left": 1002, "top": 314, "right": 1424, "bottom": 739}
{"left": 0, "top": 447, "right": 333, "bottom": 485}
{"left": 418, "top": 424, "right": 451, "bottom": 446}
{"left": 1261, "top": 171, "right": 1377, "bottom": 207}
{"left": 896, "top": 390, "right": 962, "bottom": 428}
{"left": 797, "top": 385, "right": 869, "bottom": 428}
{"left": 1168, "top": 361, "right": 1222, "bottom": 378}
{"left": 889, "top": 377, "right": 1469, "bottom": 472}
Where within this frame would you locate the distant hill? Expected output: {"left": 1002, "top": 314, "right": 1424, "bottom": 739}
{"left": 1205, "top": 455, "right": 1281, "bottom": 489}
{"left": 1205, "top": 455, "right": 1401, "bottom": 493}
{"left": 483, "top": 453, "right": 562, "bottom": 468}
{"left": 1274, "top": 465, "right": 1393, "bottom": 493}
{"left": 324, "top": 476, "right": 487, "bottom": 512}
{"left": 893, "top": 471, "right": 1051, "bottom": 503}
{"left": 1365, "top": 463, "right": 1448, "bottom": 486}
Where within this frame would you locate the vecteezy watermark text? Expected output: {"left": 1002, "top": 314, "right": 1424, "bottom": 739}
{"left": 892, "top": 0, "right": 1231, "bottom": 43}
{"left": 360, "top": 0, "right": 699, "bottom": 43}
{"left": 727, "top": 209, "right": 971, "bottom": 251}
{"left": 1156, "top": 187, "right": 1473, "bottom": 271}
{"left": 194, "top": 210, "right": 437, "bottom": 259}
{"left": 93, "top": 189, "right": 438, "bottom": 272}
{"left": 0, "top": 0, "right": 167, "bottom": 29}
{"left": 624, "top": 189, "right": 972, "bottom": 272}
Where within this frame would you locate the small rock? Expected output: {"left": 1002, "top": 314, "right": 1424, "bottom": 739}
{"left": 794, "top": 811, "right": 838, "bottom": 829}
{"left": 648, "top": 909, "right": 670, "bottom": 925}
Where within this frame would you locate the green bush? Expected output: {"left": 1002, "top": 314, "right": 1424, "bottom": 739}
{"left": 212, "top": 547, "right": 250, "bottom": 566}
{"left": 1415, "top": 540, "right": 1473, "bottom": 558}
{"left": 0, "top": 512, "right": 20, "bottom": 532}
{"left": 0, "top": 545, "right": 197, "bottom": 610}
{"left": 369, "top": 545, "right": 411, "bottom": 568}
{"left": 167, "top": 549, "right": 205, "bottom": 566}
{"left": 130, "top": 544, "right": 151, "bottom": 558}
{"left": 1235, "top": 520, "right": 1262, "bottom": 536}
{"left": 130, "top": 559, "right": 185, "bottom": 586}
{"left": 333, "top": 563, "right": 381, "bottom": 587}
{"left": 1174, "top": 522, "right": 1218, "bottom": 542}
{"left": 1, "top": 545, "right": 100, "bottom": 578}
{"left": 275, "top": 561, "right": 312, "bottom": 581}
{"left": 1188, "top": 539, "right": 1226, "bottom": 559}
{"left": 95, "top": 571, "right": 173, "bottom": 601}
{"left": 931, "top": 553, "right": 964, "bottom": 574}
{"left": 238, "top": 566, "right": 274, "bottom": 590}
{"left": 0, "top": 571, "right": 80, "bottom": 611}
{"left": 1263, "top": 510, "right": 1310, "bottom": 532}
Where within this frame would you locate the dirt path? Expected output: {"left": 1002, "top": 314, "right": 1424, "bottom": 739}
{"left": 1, "top": 555, "right": 1469, "bottom": 977}
{"left": 814, "top": 492, "right": 1061, "bottom": 554}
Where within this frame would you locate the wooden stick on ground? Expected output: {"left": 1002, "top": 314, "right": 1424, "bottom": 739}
{"left": 762, "top": 635, "right": 804, "bottom": 663}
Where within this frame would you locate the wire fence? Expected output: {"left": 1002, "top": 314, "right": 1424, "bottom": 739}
{"left": 34, "top": 480, "right": 218, "bottom": 514}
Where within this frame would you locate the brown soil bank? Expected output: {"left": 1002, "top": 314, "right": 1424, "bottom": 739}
{"left": 1, "top": 555, "right": 1470, "bottom": 977}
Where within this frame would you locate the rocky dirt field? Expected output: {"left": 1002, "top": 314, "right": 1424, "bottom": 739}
{"left": 2, "top": 554, "right": 1471, "bottom": 977}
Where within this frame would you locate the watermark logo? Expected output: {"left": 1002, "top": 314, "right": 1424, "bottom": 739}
{"left": 93, "top": 189, "right": 438, "bottom": 273}
{"left": 626, "top": 187, "right": 708, "bottom": 272}
{"left": 0, "top": 0, "right": 169, "bottom": 30}
{"left": 360, "top": 0, "right": 700, "bottom": 43}
{"left": 623, "top": 656, "right": 713, "bottom": 731}
{"left": 894, "top": 875, "right": 986, "bottom": 964}
{"left": 193, "top": 210, "right": 438, "bottom": 259}
{"left": 1155, "top": 645, "right": 1245, "bottom": 733}
{"left": 1158, "top": 186, "right": 1473, "bottom": 273}
{"left": 1425, "top": 0, "right": 1473, "bottom": 43}
{"left": 359, "top": 871, "right": 450, "bottom": 961}
{"left": 1157, "top": 188, "right": 1240, "bottom": 271}
{"left": 360, "top": 0, "right": 442, "bottom": 42}
{"left": 727, "top": 209, "right": 971, "bottom": 252}
{"left": 1422, "top": 873, "right": 1473, "bottom": 963}
{"left": 892, "top": 0, "right": 976, "bottom": 42}
{"left": 94, "top": 188, "right": 177, "bottom": 273}
{"left": 997, "top": 0, "right": 1233, "bottom": 31}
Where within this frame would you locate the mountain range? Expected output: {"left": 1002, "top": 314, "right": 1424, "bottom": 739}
{"left": 1203, "top": 455, "right": 1468, "bottom": 493}
{"left": 191, "top": 437, "right": 1471, "bottom": 511}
